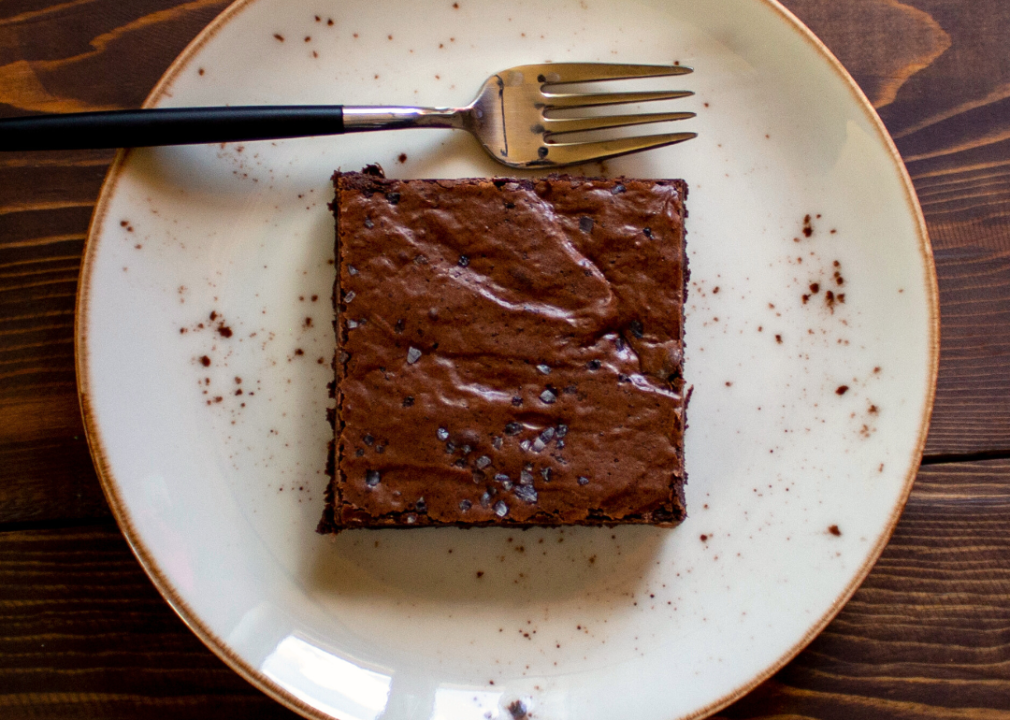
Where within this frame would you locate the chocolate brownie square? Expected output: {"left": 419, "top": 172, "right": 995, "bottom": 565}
{"left": 318, "top": 167, "right": 688, "bottom": 532}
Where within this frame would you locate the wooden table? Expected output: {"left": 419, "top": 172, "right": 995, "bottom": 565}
{"left": 2, "top": 0, "right": 1008, "bottom": 717}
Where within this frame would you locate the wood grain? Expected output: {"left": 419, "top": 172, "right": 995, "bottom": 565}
{"left": 783, "top": 0, "right": 952, "bottom": 110}
{"left": 0, "top": 522, "right": 295, "bottom": 720}
{"left": 0, "top": 0, "right": 230, "bottom": 114}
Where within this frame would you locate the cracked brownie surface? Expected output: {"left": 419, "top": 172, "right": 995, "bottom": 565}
{"left": 318, "top": 168, "right": 688, "bottom": 532}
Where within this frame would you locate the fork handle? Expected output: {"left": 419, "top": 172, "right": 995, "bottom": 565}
{"left": 0, "top": 105, "right": 463, "bottom": 151}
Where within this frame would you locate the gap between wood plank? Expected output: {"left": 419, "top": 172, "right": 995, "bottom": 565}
{"left": 920, "top": 449, "right": 1010, "bottom": 465}
{"left": 0, "top": 515, "right": 114, "bottom": 535}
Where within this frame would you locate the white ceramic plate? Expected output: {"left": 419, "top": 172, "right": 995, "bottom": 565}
{"left": 76, "top": 0, "right": 938, "bottom": 718}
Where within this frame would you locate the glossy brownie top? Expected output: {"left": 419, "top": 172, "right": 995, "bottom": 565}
{"left": 319, "top": 169, "right": 688, "bottom": 532}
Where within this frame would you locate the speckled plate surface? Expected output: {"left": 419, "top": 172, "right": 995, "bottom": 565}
{"left": 75, "top": 0, "right": 938, "bottom": 718}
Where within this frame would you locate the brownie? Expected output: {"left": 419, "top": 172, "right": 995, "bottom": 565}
{"left": 318, "top": 166, "right": 688, "bottom": 532}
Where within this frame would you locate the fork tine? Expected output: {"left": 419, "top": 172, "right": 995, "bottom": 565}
{"left": 545, "top": 90, "right": 693, "bottom": 109}
{"left": 543, "top": 111, "right": 694, "bottom": 137}
{"left": 539, "top": 132, "right": 696, "bottom": 166}
{"left": 531, "top": 63, "right": 693, "bottom": 84}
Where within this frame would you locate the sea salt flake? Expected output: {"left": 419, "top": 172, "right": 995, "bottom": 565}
{"left": 514, "top": 484, "right": 538, "bottom": 503}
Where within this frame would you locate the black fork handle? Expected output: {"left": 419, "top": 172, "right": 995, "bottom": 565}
{"left": 0, "top": 106, "right": 346, "bottom": 151}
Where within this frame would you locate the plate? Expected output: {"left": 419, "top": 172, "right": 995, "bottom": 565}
{"left": 75, "top": 0, "right": 938, "bottom": 717}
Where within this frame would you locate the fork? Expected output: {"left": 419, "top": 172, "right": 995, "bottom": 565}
{"left": 0, "top": 62, "right": 694, "bottom": 167}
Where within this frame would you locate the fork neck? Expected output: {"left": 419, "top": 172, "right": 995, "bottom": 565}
{"left": 341, "top": 106, "right": 466, "bottom": 131}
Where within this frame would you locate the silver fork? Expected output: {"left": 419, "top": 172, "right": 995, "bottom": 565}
{"left": 0, "top": 62, "right": 695, "bottom": 167}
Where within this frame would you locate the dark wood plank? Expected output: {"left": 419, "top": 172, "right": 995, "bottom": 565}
{"left": 0, "top": 521, "right": 296, "bottom": 720}
{"left": 0, "top": 0, "right": 231, "bottom": 114}
{"left": 2, "top": 460, "right": 1008, "bottom": 719}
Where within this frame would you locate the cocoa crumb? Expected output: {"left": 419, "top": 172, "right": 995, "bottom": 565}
{"left": 828, "top": 524, "right": 841, "bottom": 536}
{"left": 836, "top": 385, "right": 849, "bottom": 395}
{"left": 507, "top": 700, "right": 528, "bottom": 719}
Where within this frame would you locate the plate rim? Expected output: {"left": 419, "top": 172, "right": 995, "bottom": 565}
{"left": 73, "top": 0, "right": 940, "bottom": 717}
